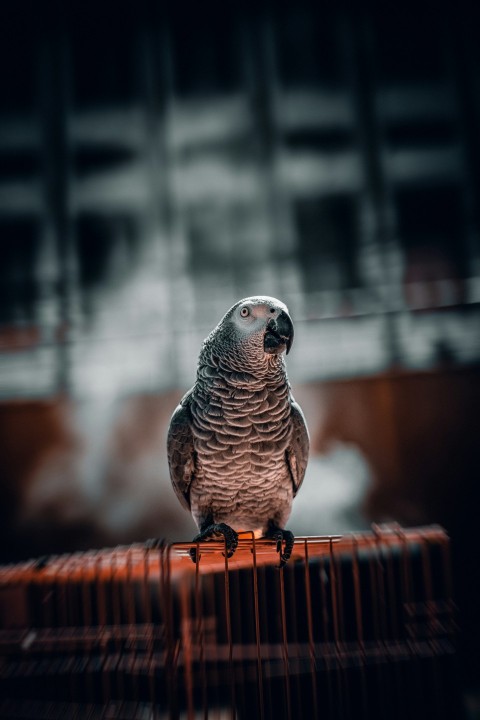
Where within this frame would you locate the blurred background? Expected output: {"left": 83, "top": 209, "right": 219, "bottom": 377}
{"left": 0, "top": 0, "right": 479, "bottom": 699}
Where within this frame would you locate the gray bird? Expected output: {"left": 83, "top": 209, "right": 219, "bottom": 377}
{"left": 167, "top": 296, "right": 309, "bottom": 566}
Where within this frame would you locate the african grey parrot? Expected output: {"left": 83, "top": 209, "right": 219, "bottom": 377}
{"left": 167, "top": 296, "right": 309, "bottom": 566}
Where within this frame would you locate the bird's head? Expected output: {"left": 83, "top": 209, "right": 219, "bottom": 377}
{"left": 220, "top": 296, "right": 295, "bottom": 359}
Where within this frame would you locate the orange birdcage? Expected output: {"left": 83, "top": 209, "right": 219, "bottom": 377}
{"left": 0, "top": 524, "right": 462, "bottom": 719}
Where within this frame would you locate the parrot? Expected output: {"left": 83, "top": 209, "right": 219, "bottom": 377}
{"left": 167, "top": 296, "right": 309, "bottom": 566}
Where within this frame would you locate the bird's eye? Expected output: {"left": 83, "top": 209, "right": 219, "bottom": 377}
{"left": 240, "top": 307, "right": 250, "bottom": 317}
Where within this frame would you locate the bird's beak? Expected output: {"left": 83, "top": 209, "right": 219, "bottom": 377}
{"left": 264, "top": 310, "right": 294, "bottom": 355}
{"left": 277, "top": 309, "right": 294, "bottom": 354}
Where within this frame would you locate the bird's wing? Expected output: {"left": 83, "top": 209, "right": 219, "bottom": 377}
{"left": 167, "top": 396, "right": 196, "bottom": 511}
{"left": 286, "top": 399, "right": 310, "bottom": 496}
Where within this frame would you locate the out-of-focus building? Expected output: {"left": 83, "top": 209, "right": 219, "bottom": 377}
{"left": 1, "top": 3, "right": 479, "bottom": 399}
{"left": 1, "top": 0, "right": 480, "bottom": 687}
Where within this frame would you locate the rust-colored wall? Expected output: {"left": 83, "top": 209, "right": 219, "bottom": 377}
{"left": 1, "top": 368, "right": 478, "bottom": 559}
{"left": 294, "top": 368, "right": 480, "bottom": 529}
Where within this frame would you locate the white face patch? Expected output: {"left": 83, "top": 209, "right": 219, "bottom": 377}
{"left": 230, "top": 297, "right": 289, "bottom": 337}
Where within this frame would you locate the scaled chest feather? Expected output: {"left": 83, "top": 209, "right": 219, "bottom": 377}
{"left": 189, "top": 381, "right": 292, "bottom": 467}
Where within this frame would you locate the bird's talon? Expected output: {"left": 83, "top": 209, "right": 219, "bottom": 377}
{"left": 265, "top": 527, "right": 294, "bottom": 568}
{"left": 189, "top": 523, "right": 238, "bottom": 564}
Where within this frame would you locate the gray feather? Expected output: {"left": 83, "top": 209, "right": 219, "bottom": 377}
{"left": 166, "top": 397, "right": 196, "bottom": 511}
{"left": 286, "top": 400, "right": 309, "bottom": 496}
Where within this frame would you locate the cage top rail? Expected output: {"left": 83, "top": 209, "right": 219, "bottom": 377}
{"left": 0, "top": 524, "right": 448, "bottom": 585}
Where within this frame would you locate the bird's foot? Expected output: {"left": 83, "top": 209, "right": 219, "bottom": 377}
{"left": 265, "top": 526, "right": 294, "bottom": 568}
{"left": 189, "top": 523, "right": 239, "bottom": 563}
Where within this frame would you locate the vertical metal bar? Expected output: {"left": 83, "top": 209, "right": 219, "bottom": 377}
{"left": 395, "top": 525, "right": 416, "bottom": 720}
{"left": 111, "top": 550, "right": 124, "bottom": 703}
{"left": 439, "top": 532, "right": 455, "bottom": 640}
{"left": 96, "top": 553, "right": 110, "bottom": 705}
{"left": 329, "top": 537, "right": 345, "bottom": 720}
{"left": 278, "top": 566, "right": 292, "bottom": 720}
{"left": 223, "top": 538, "right": 236, "bottom": 720}
{"left": 368, "top": 541, "right": 381, "bottom": 648}
{"left": 66, "top": 554, "right": 78, "bottom": 702}
{"left": 372, "top": 526, "right": 394, "bottom": 718}
{"left": 203, "top": 561, "right": 221, "bottom": 718}
{"left": 303, "top": 540, "right": 318, "bottom": 720}
{"left": 163, "top": 543, "right": 179, "bottom": 719}
{"left": 352, "top": 535, "right": 368, "bottom": 718}
{"left": 329, "top": 539, "right": 340, "bottom": 646}
{"left": 419, "top": 530, "right": 442, "bottom": 715}
{"left": 194, "top": 545, "right": 208, "bottom": 720}
{"left": 250, "top": 533, "right": 265, "bottom": 720}
{"left": 395, "top": 526, "right": 424, "bottom": 716}
{"left": 318, "top": 551, "right": 334, "bottom": 719}
{"left": 382, "top": 527, "right": 408, "bottom": 719}
{"left": 383, "top": 530, "right": 400, "bottom": 639}
{"left": 126, "top": 548, "right": 139, "bottom": 708}
{"left": 179, "top": 573, "right": 195, "bottom": 720}
{"left": 46, "top": 557, "right": 60, "bottom": 697}
{"left": 56, "top": 555, "right": 69, "bottom": 630}
{"left": 82, "top": 551, "right": 95, "bottom": 706}
{"left": 143, "top": 543, "right": 157, "bottom": 716}
{"left": 352, "top": 536, "right": 365, "bottom": 649}
{"left": 51, "top": 553, "right": 69, "bottom": 705}
{"left": 372, "top": 528, "right": 389, "bottom": 641}
{"left": 37, "top": 559, "right": 50, "bottom": 631}
{"left": 155, "top": 539, "right": 168, "bottom": 720}
{"left": 376, "top": 527, "right": 397, "bottom": 718}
